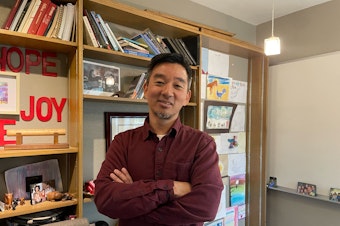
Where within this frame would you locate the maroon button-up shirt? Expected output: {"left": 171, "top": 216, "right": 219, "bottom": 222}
{"left": 94, "top": 117, "right": 223, "bottom": 226}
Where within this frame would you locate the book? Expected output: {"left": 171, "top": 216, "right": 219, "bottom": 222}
{"left": 61, "top": 3, "right": 75, "bottom": 41}
{"left": 17, "top": 0, "right": 37, "bottom": 32}
{"left": 105, "top": 23, "right": 124, "bottom": 52}
{"left": 124, "top": 72, "right": 147, "bottom": 99}
{"left": 177, "top": 38, "right": 197, "bottom": 65}
{"left": 124, "top": 75, "right": 142, "bottom": 98}
{"left": 117, "top": 36, "right": 148, "bottom": 49}
{"left": 56, "top": 3, "right": 67, "bottom": 39}
{"left": 89, "top": 11, "right": 111, "bottom": 49}
{"left": 20, "top": 0, "right": 41, "bottom": 33}
{"left": 27, "top": 0, "right": 50, "bottom": 34}
{"left": 132, "top": 32, "right": 160, "bottom": 55}
{"left": 13, "top": 0, "right": 32, "bottom": 32}
{"left": 83, "top": 15, "right": 99, "bottom": 47}
{"left": 118, "top": 39, "right": 149, "bottom": 52}
{"left": 95, "top": 13, "right": 118, "bottom": 51}
{"left": 50, "top": 4, "right": 64, "bottom": 38}
{"left": 36, "top": 1, "right": 56, "bottom": 36}
{"left": 84, "top": 10, "right": 104, "bottom": 48}
{"left": 123, "top": 49, "right": 155, "bottom": 58}
{"left": 9, "top": 0, "right": 29, "bottom": 31}
{"left": 2, "top": 0, "right": 22, "bottom": 30}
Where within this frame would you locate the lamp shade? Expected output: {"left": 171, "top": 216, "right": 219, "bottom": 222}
{"left": 264, "top": 36, "right": 281, "bottom": 56}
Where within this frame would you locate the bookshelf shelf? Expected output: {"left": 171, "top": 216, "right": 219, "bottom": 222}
{"left": 83, "top": 45, "right": 151, "bottom": 67}
{"left": 0, "top": 29, "right": 77, "bottom": 54}
{"left": 0, "top": 199, "right": 78, "bottom": 219}
{"left": 83, "top": 95, "right": 197, "bottom": 107}
{"left": 0, "top": 147, "right": 78, "bottom": 158}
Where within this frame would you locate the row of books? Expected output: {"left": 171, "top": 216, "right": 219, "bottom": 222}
{"left": 2, "top": 0, "right": 76, "bottom": 41}
{"left": 82, "top": 9, "right": 197, "bottom": 65}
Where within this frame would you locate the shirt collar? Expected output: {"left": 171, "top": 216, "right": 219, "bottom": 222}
{"left": 142, "top": 116, "right": 181, "bottom": 139}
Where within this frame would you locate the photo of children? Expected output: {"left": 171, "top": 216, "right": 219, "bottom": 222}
{"left": 30, "top": 180, "right": 56, "bottom": 205}
{"left": 297, "top": 182, "right": 317, "bottom": 196}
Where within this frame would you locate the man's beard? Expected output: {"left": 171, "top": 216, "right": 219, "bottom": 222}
{"left": 155, "top": 111, "right": 172, "bottom": 120}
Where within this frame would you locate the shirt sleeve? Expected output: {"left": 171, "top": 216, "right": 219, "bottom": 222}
{"left": 143, "top": 136, "right": 224, "bottom": 225}
{"left": 94, "top": 133, "right": 176, "bottom": 219}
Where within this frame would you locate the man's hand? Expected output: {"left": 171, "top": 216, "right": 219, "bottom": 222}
{"left": 110, "top": 167, "right": 133, "bottom": 184}
{"left": 173, "top": 181, "right": 192, "bottom": 198}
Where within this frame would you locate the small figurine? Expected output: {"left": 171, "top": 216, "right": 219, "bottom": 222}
{"left": 4, "top": 193, "right": 13, "bottom": 210}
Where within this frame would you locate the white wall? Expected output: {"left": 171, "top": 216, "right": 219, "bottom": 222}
{"left": 267, "top": 51, "right": 340, "bottom": 196}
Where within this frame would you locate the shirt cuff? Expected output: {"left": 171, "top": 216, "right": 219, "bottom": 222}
{"left": 155, "top": 179, "right": 175, "bottom": 202}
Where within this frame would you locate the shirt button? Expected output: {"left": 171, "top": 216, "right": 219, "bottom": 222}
{"left": 158, "top": 147, "right": 163, "bottom": 152}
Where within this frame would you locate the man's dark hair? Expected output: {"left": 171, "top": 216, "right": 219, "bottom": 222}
{"left": 147, "top": 53, "right": 192, "bottom": 89}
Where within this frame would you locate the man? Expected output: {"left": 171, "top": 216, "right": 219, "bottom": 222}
{"left": 94, "top": 53, "right": 223, "bottom": 226}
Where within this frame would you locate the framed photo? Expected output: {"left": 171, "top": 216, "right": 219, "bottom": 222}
{"left": 204, "top": 100, "right": 237, "bottom": 133}
{"left": 0, "top": 72, "right": 20, "bottom": 115}
{"left": 30, "top": 180, "right": 56, "bottom": 205}
{"left": 105, "top": 112, "right": 148, "bottom": 151}
{"left": 329, "top": 187, "right": 340, "bottom": 202}
{"left": 83, "top": 60, "right": 120, "bottom": 96}
{"left": 297, "top": 181, "right": 317, "bottom": 196}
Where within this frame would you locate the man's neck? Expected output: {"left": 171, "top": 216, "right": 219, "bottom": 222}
{"left": 149, "top": 114, "right": 177, "bottom": 135}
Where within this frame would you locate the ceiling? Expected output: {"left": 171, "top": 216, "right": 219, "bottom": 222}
{"left": 190, "top": 0, "right": 332, "bottom": 25}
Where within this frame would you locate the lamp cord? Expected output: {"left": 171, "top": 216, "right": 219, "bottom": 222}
{"left": 271, "top": 0, "right": 275, "bottom": 37}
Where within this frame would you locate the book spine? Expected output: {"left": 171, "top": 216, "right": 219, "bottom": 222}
{"left": 132, "top": 72, "right": 146, "bottom": 99}
{"left": 89, "top": 11, "right": 111, "bottom": 49}
{"left": 61, "top": 3, "right": 75, "bottom": 41}
{"left": 177, "top": 38, "right": 197, "bottom": 65}
{"left": 51, "top": 4, "right": 64, "bottom": 38}
{"left": 13, "top": 0, "right": 32, "bottom": 31}
{"left": 56, "top": 3, "right": 68, "bottom": 39}
{"left": 84, "top": 10, "right": 104, "bottom": 48}
{"left": 27, "top": 0, "right": 50, "bottom": 34}
{"left": 96, "top": 13, "right": 118, "bottom": 51}
{"left": 9, "top": 0, "right": 29, "bottom": 31}
{"left": 141, "top": 33, "right": 161, "bottom": 54}
{"left": 119, "top": 40, "right": 148, "bottom": 52}
{"left": 83, "top": 16, "right": 99, "bottom": 47}
{"left": 2, "top": 0, "right": 22, "bottom": 30}
{"left": 36, "top": 2, "right": 56, "bottom": 36}
{"left": 105, "top": 23, "right": 124, "bottom": 52}
{"left": 123, "top": 49, "right": 154, "bottom": 58}
{"left": 20, "top": 0, "right": 41, "bottom": 33}
{"left": 119, "top": 37, "right": 148, "bottom": 49}
{"left": 17, "top": 0, "right": 36, "bottom": 32}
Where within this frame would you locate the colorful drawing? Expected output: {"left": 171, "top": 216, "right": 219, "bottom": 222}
{"left": 230, "top": 174, "right": 246, "bottom": 206}
{"left": 206, "top": 75, "right": 231, "bottom": 100}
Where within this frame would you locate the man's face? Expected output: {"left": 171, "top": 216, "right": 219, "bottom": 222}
{"left": 144, "top": 62, "right": 191, "bottom": 121}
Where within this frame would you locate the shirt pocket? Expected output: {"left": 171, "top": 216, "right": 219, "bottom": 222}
{"left": 163, "top": 161, "right": 192, "bottom": 181}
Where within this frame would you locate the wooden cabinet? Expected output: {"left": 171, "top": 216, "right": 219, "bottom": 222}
{"left": 0, "top": 0, "right": 267, "bottom": 225}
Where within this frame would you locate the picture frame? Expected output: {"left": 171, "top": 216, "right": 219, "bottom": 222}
{"left": 83, "top": 60, "right": 120, "bottom": 96}
{"left": 329, "top": 187, "right": 340, "bottom": 202}
{"left": 105, "top": 112, "right": 148, "bottom": 151}
{"left": 0, "top": 72, "right": 20, "bottom": 115}
{"left": 297, "top": 181, "right": 317, "bottom": 196}
{"left": 204, "top": 100, "right": 237, "bottom": 133}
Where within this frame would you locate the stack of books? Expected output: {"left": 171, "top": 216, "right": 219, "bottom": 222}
{"left": 2, "top": 0, "right": 76, "bottom": 41}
